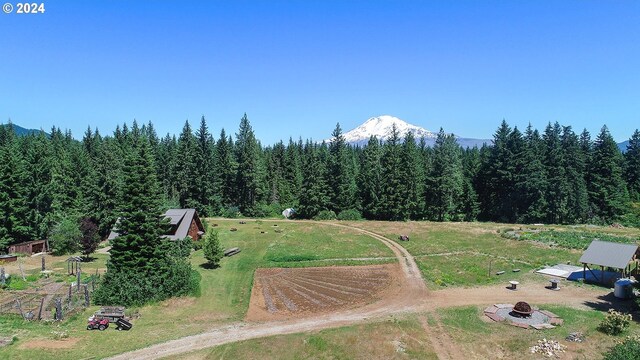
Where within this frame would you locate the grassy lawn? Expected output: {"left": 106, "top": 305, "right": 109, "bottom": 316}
{"left": 437, "top": 305, "right": 640, "bottom": 359}
{"left": 168, "top": 316, "right": 438, "bottom": 360}
{"left": 0, "top": 219, "right": 394, "bottom": 360}
{"left": 343, "top": 221, "right": 640, "bottom": 289}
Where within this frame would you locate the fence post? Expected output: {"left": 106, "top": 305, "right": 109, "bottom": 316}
{"left": 84, "top": 285, "right": 90, "bottom": 307}
{"left": 54, "top": 298, "right": 63, "bottom": 321}
{"left": 68, "top": 285, "right": 72, "bottom": 306}
{"left": 41, "top": 257, "right": 45, "bottom": 272}
{"left": 77, "top": 270, "right": 81, "bottom": 293}
{"left": 37, "top": 297, "right": 45, "bottom": 320}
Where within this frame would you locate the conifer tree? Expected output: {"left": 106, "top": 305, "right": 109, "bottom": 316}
{"left": 515, "top": 125, "right": 547, "bottom": 223}
{"left": 625, "top": 130, "right": 640, "bottom": 201}
{"left": 297, "top": 142, "right": 330, "bottom": 218}
{"left": 482, "top": 120, "right": 515, "bottom": 222}
{"left": 195, "top": 116, "right": 218, "bottom": 215}
{"left": 235, "top": 114, "right": 265, "bottom": 216}
{"left": 560, "top": 126, "right": 589, "bottom": 223}
{"left": 543, "top": 122, "right": 567, "bottom": 224}
{"left": 95, "top": 136, "right": 195, "bottom": 306}
{"left": 0, "top": 125, "right": 30, "bottom": 250}
{"left": 380, "top": 124, "right": 405, "bottom": 220}
{"left": 283, "top": 138, "right": 303, "bottom": 207}
{"left": 175, "top": 120, "right": 201, "bottom": 210}
{"left": 215, "top": 129, "right": 236, "bottom": 208}
{"left": 327, "top": 123, "right": 357, "bottom": 213}
{"left": 427, "top": 129, "right": 464, "bottom": 221}
{"left": 358, "top": 136, "right": 383, "bottom": 219}
{"left": 588, "top": 126, "right": 629, "bottom": 221}
{"left": 400, "top": 132, "right": 424, "bottom": 219}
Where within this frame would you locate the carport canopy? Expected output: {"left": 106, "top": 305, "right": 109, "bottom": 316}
{"left": 579, "top": 240, "right": 638, "bottom": 270}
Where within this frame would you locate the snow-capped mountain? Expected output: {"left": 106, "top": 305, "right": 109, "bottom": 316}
{"left": 327, "top": 115, "right": 489, "bottom": 148}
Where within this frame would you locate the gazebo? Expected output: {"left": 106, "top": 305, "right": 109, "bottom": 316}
{"left": 579, "top": 240, "right": 639, "bottom": 284}
{"left": 66, "top": 256, "right": 83, "bottom": 275}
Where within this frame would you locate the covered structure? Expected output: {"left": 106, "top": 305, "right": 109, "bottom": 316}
{"left": 108, "top": 209, "right": 205, "bottom": 242}
{"left": 8, "top": 240, "right": 48, "bottom": 256}
{"left": 579, "top": 240, "right": 639, "bottom": 284}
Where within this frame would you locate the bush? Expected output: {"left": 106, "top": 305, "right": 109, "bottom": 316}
{"left": 313, "top": 210, "right": 337, "bottom": 221}
{"left": 192, "top": 241, "right": 203, "bottom": 251}
{"left": 93, "top": 258, "right": 195, "bottom": 307}
{"left": 222, "top": 206, "right": 241, "bottom": 218}
{"left": 598, "top": 309, "right": 632, "bottom": 335}
{"left": 203, "top": 231, "right": 223, "bottom": 267}
{"left": 337, "top": 209, "right": 362, "bottom": 221}
{"left": 253, "top": 203, "right": 282, "bottom": 218}
{"left": 49, "top": 215, "right": 81, "bottom": 255}
{"left": 603, "top": 336, "right": 640, "bottom": 360}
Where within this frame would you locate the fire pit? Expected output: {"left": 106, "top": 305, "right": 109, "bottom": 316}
{"left": 510, "top": 301, "right": 533, "bottom": 318}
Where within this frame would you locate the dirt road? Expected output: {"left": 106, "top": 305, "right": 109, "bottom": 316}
{"left": 106, "top": 220, "right": 607, "bottom": 360}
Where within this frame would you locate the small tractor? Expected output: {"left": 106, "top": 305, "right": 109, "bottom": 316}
{"left": 86, "top": 306, "right": 133, "bottom": 331}
{"left": 87, "top": 316, "right": 110, "bottom": 331}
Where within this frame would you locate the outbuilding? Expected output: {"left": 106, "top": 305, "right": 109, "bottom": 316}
{"left": 8, "top": 239, "right": 49, "bottom": 256}
{"left": 108, "top": 209, "right": 205, "bottom": 242}
{"left": 579, "top": 240, "right": 639, "bottom": 284}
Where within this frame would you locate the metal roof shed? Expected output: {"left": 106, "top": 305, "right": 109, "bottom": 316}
{"left": 579, "top": 240, "right": 639, "bottom": 283}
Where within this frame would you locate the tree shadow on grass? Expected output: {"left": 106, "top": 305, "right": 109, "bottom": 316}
{"left": 199, "top": 263, "right": 220, "bottom": 270}
{"left": 81, "top": 256, "right": 98, "bottom": 262}
{"left": 582, "top": 292, "right": 640, "bottom": 322}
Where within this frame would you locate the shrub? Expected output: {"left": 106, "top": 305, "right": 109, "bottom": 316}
{"left": 313, "top": 210, "right": 336, "bottom": 221}
{"left": 49, "top": 215, "right": 81, "bottom": 255}
{"left": 192, "top": 241, "right": 203, "bottom": 251}
{"left": 253, "top": 203, "right": 282, "bottom": 218}
{"left": 222, "top": 206, "right": 241, "bottom": 218}
{"left": 203, "top": 231, "right": 223, "bottom": 267}
{"left": 93, "top": 258, "right": 195, "bottom": 307}
{"left": 598, "top": 309, "right": 632, "bottom": 335}
{"left": 337, "top": 209, "right": 362, "bottom": 221}
{"left": 603, "top": 336, "right": 640, "bottom": 360}
{"left": 79, "top": 218, "right": 100, "bottom": 259}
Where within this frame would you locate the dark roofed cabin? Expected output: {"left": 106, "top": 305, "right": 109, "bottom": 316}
{"left": 108, "top": 209, "right": 205, "bottom": 242}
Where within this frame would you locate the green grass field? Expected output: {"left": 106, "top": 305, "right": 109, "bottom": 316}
{"left": 0, "top": 219, "right": 394, "bottom": 360}
{"left": 168, "top": 316, "right": 438, "bottom": 360}
{"left": 2, "top": 219, "right": 639, "bottom": 359}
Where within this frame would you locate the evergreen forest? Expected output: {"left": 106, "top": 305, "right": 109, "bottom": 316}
{"left": 1, "top": 114, "right": 640, "bottom": 252}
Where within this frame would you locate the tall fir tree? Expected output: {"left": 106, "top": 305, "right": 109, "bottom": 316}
{"left": 215, "top": 129, "right": 236, "bottom": 208}
{"left": 358, "top": 136, "right": 383, "bottom": 219}
{"left": 379, "top": 124, "right": 405, "bottom": 220}
{"left": 588, "top": 126, "right": 629, "bottom": 221}
{"left": 0, "top": 125, "right": 30, "bottom": 250}
{"left": 175, "top": 121, "right": 201, "bottom": 210}
{"left": 234, "top": 114, "right": 265, "bottom": 216}
{"left": 625, "top": 130, "right": 640, "bottom": 201}
{"left": 515, "top": 125, "right": 547, "bottom": 223}
{"left": 427, "top": 129, "right": 464, "bottom": 221}
{"left": 327, "top": 123, "right": 357, "bottom": 213}
{"left": 95, "top": 136, "right": 194, "bottom": 306}
{"left": 560, "top": 126, "right": 589, "bottom": 223}
{"left": 297, "top": 142, "right": 330, "bottom": 218}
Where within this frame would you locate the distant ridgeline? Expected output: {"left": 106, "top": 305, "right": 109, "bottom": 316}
{"left": 0, "top": 115, "right": 639, "bottom": 252}
{"left": 0, "top": 123, "right": 49, "bottom": 137}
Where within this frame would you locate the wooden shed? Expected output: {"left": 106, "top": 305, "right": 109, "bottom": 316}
{"left": 8, "top": 240, "right": 49, "bottom": 256}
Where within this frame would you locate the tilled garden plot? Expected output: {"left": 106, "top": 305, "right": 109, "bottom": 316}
{"left": 246, "top": 264, "right": 399, "bottom": 320}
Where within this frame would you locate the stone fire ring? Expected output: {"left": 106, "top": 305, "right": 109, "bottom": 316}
{"left": 484, "top": 304, "right": 563, "bottom": 330}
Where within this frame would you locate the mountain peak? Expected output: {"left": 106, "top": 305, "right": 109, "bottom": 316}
{"left": 337, "top": 115, "right": 437, "bottom": 145}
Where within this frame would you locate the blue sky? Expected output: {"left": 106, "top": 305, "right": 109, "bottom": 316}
{"left": 1, "top": 0, "right": 638, "bottom": 144}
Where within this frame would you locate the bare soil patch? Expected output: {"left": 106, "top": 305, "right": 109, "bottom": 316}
{"left": 246, "top": 264, "right": 401, "bottom": 321}
{"left": 19, "top": 337, "right": 80, "bottom": 349}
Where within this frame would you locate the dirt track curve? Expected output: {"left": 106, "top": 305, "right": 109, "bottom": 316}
{"left": 106, "top": 220, "right": 605, "bottom": 360}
